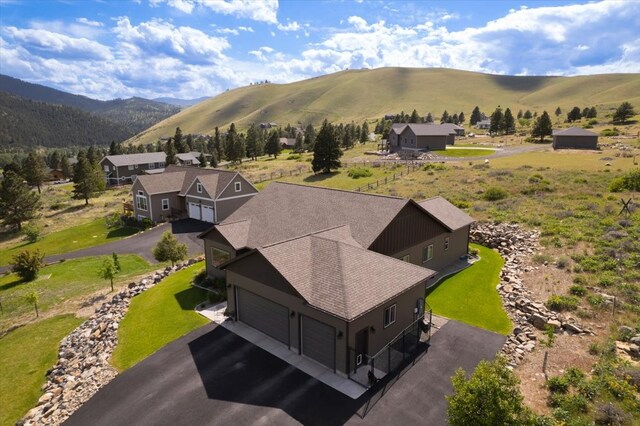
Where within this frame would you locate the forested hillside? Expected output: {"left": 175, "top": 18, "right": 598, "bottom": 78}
{"left": 0, "top": 92, "right": 132, "bottom": 148}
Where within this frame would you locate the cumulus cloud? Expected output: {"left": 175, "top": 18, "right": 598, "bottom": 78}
{"left": 277, "top": 21, "right": 301, "bottom": 32}
{"left": 2, "top": 27, "right": 112, "bottom": 60}
{"left": 154, "top": 0, "right": 278, "bottom": 23}
{"left": 76, "top": 18, "right": 104, "bottom": 27}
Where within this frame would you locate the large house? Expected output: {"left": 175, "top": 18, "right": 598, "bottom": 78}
{"left": 131, "top": 165, "right": 257, "bottom": 223}
{"left": 552, "top": 127, "right": 598, "bottom": 150}
{"left": 100, "top": 153, "right": 167, "bottom": 185}
{"left": 199, "top": 183, "right": 474, "bottom": 376}
{"left": 388, "top": 124, "right": 457, "bottom": 152}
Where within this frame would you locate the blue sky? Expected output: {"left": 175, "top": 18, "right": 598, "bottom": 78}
{"left": 1, "top": 0, "right": 638, "bottom": 100}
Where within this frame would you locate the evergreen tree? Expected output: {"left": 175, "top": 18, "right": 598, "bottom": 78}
{"left": 294, "top": 132, "right": 304, "bottom": 152}
{"left": 22, "top": 152, "right": 48, "bottom": 193}
{"left": 3, "top": 161, "right": 22, "bottom": 176}
{"left": 265, "top": 129, "right": 282, "bottom": 158}
{"left": 470, "top": 106, "right": 482, "bottom": 125}
{"left": 451, "top": 113, "right": 459, "bottom": 125}
{"left": 458, "top": 112, "right": 465, "bottom": 124}
{"left": 225, "top": 123, "right": 244, "bottom": 163}
{"left": 60, "top": 156, "right": 73, "bottom": 178}
{"left": 304, "top": 124, "right": 315, "bottom": 150}
{"left": 555, "top": 107, "right": 562, "bottom": 118}
{"left": 531, "top": 111, "right": 553, "bottom": 143}
{"left": 49, "top": 151, "right": 61, "bottom": 169}
{"left": 156, "top": 140, "right": 163, "bottom": 152}
{"left": 213, "top": 127, "right": 224, "bottom": 161}
{"left": 165, "top": 138, "right": 177, "bottom": 165}
{"left": 174, "top": 127, "right": 188, "bottom": 153}
{"left": 109, "top": 141, "right": 120, "bottom": 155}
{"left": 489, "top": 107, "right": 504, "bottom": 135}
{"left": 73, "top": 155, "right": 105, "bottom": 205}
{"left": 0, "top": 170, "right": 41, "bottom": 231}
{"left": 582, "top": 107, "right": 590, "bottom": 118}
{"left": 523, "top": 110, "right": 533, "bottom": 119}
{"left": 613, "top": 102, "right": 635, "bottom": 124}
{"left": 517, "top": 110, "right": 523, "bottom": 119}
{"left": 86, "top": 146, "right": 98, "bottom": 165}
{"left": 360, "top": 121, "right": 369, "bottom": 144}
{"left": 441, "top": 110, "right": 450, "bottom": 124}
{"left": 567, "top": 106, "right": 582, "bottom": 122}
{"left": 503, "top": 108, "right": 515, "bottom": 135}
{"left": 245, "top": 124, "right": 261, "bottom": 160}
{"left": 409, "top": 109, "right": 420, "bottom": 123}
{"left": 185, "top": 133, "right": 194, "bottom": 152}
{"left": 587, "top": 106, "right": 597, "bottom": 118}
{"left": 533, "top": 111, "right": 538, "bottom": 118}
{"left": 312, "top": 120, "right": 342, "bottom": 174}
{"left": 425, "top": 112, "right": 434, "bottom": 123}
{"left": 209, "top": 152, "right": 218, "bottom": 168}
{"left": 198, "top": 152, "right": 208, "bottom": 167}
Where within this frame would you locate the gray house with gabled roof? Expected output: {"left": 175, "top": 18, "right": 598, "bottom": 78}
{"left": 100, "top": 152, "right": 166, "bottom": 185}
{"left": 388, "top": 123, "right": 456, "bottom": 152}
{"left": 199, "top": 182, "right": 474, "bottom": 377}
{"left": 552, "top": 127, "right": 598, "bottom": 150}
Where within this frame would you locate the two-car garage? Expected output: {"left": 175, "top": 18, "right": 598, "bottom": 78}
{"left": 188, "top": 202, "right": 215, "bottom": 223}
{"left": 235, "top": 287, "right": 337, "bottom": 371}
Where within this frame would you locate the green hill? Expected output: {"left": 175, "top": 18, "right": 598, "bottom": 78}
{"left": 127, "top": 68, "right": 640, "bottom": 145}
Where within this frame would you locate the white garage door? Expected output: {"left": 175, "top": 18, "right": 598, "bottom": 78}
{"left": 202, "top": 205, "right": 214, "bottom": 223}
{"left": 188, "top": 202, "right": 201, "bottom": 220}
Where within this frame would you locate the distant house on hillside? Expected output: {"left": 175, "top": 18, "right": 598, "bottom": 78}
{"left": 279, "top": 138, "right": 296, "bottom": 149}
{"left": 552, "top": 127, "right": 598, "bottom": 150}
{"left": 475, "top": 119, "right": 491, "bottom": 130}
{"left": 131, "top": 165, "right": 257, "bottom": 223}
{"left": 437, "top": 123, "right": 465, "bottom": 137}
{"left": 388, "top": 123, "right": 454, "bottom": 152}
{"left": 176, "top": 152, "right": 201, "bottom": 166}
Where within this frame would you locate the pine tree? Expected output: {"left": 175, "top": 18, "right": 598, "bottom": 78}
{"left": 523, "top": 110, "right": 533, "bottom": 119}
{"left": 209, "top": 152, "right": 218, "bottom": 168}
{"left": 567, "top": 106, "right": 582, "bottom": 122}
{"left": 531, "top": 111, "right": 553, "bottom": 143}
{"left": 503, "top": 108, "right": 515, "bottom": 135}
{"left": 174, "top": 127, "right": 188, "bottom": 153}
{"left": 109, "top": 141, "right": 118, "bottom": 155}
{"left": 441, "top": 110, "right": 450, "bottom": 124}
{"left": 245, "top": 124, "right": 261, "bottom": 160}
{"left": 185, "top": 133, "right": 194, "bottom": 152}
{"left": 294, "top": 132, "right": 304, "bottom": 152}
{"left": 265, "top": 129, "right": 282, "bottom": 158}
{"left": 225, "top": 123, "right": 244, "bottom": 163}
{"left": 555, "top": 107, "right": 562, "bottom": 118}
{"left": 582, "top": 107, "right": 590, "bottom": 118}
{"left": 587, "top": 106, "right": 597, "bottom": 118}
{"left": 60, "top": 156, "right": 73, "bottom": 178}
{"left": 165, "top": 138, "right": 177, "bottom": 165}
{"left": 304, "top": 124, "right": 316, "bottom": 150}
{"left": 213, "top": 127, "right": 224, "bottom": 161}
{"left": 425, "top": 112, "right": 434, "bottom": 123}
{"left": 489, "top": 107, "right": 504, "bottom": 136}
{"left": 72, "top": 155, "right": 105, "bottom": 205}
{"left": 86, "top": 146, "right": 98, "bottom": 165}
{"left": 360, "top": 121, "right": 369, "bottom": 144}
{"left": 198, "top": 152, "right": 208, "bottom": 167}
{"left": 312, "top": 120, "right": 342, "bottom": 174}
{"left": 409, "top": 109, "right": 420, "bottom": 123}
{"left": 49, "top": 151, "right": 61, "bottom": 169}
{"left": 451, "top": 113, "right": 459, "bottom": 125}
{"left": 458, "top": 112, "right": 465, "bottom": 124}
{"left": 152, "top": 231, "right": 188, "bottom": 267}
{"left": 0, "top": 170, "right": 41, "bottom": 231}
{"left": 22, "top": 152, "right": 48, "bottom": 193}
{"left": 470, "top": 106, "right": 482, "bottom": 125}
{"left": 517, "top": 110, "right": 523, "bottom": 119}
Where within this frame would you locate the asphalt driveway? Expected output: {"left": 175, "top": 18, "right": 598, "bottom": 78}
{"left": 64, "top": 320, "right": 506, "bottom": 426}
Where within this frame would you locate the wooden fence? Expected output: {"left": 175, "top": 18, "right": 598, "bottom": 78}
{"left": 353, "top": 163, "right": 420, "bottom": 192}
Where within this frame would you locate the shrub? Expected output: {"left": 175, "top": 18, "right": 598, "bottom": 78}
{"left": 22, "top": 223, "right": 41, "bottom": 243}
{"left": 546, "top": 295, "right": 579, "bottom": 311}
{"left": 565, "top": 367, "right": 585, "bottom": 386}
{"left": 600, "top": 128, "right": 620, "bottom": 137}
{"left": 595, "top": 403, "right": 630, "bottom": 425}
{"left": 569, "top": 285, "right": 586, "bottom": 297}
{"left": 105, "top": 211, "right": 123, "bottom": 228}
{"left": 483, "top": 187, "right": 508, "bottom": 201}
{"left": 286, "top": 154, "right": 301, "bottom": 160}
{"left": 547, "top": 376, "right": 569, "bottom": 393}
{"left": 529, "top": 174, "right": 544, "bottom": 183}
{"left": 587, "top": 294, "right": 606, "bottom": 308}
{"left": 141, "top": 218, "right": 154, "bottom": 230}
{"left": 589, "top": 343, "right": 601, "bottom": 355}
{"left": 10, "top": 249, "right": 45, "bottom": 281}
{"left": 347, "top": 167, "right": 373, "bottom": 179}
{"left": 533, "top": 253, "right": 552, "bottom": 264}
{"left": 423, "top": 163, "right": 447, "bottom": 171}
{"left": 556, "top": 256, "right": 570, "bottom": 269}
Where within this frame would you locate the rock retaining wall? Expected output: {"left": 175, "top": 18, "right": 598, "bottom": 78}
{"left": 470, "top": 223, "right": 594, "bottom": 368}
{"left": 19, "top": 257, "right": 203, "bottom": 426}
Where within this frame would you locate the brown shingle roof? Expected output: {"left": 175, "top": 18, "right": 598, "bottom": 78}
{"left": 101, "top": 152, "right": 166, "bottom": 167}
{"left": 391, "top": 123, "right": 452, "bottom": 136}
{"left": 255, "top": 230, "right": 434, "bottom": 321}
{"left": 552, "top": 127, "right": 598, "bottom": 136}
{"left": 136, "top": 171, "right": 186, "bottom": 195}
{"left": 214, "top": 182, "right": 410, "bottom": 250}
{"left": 418, "top": 197, "right": 475, "bottom": 231}
{"left": 136, "top": 165, "right": 240, "bottom": 198}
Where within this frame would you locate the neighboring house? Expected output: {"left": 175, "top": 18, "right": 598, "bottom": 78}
{"left": 279, "top": 138, "right": 296, "bottom": 149}
{"left": 552, "top": 127, "right": 598, "bottom": 150}
{"left": 100, "top": 152, "right": 167, "bottom": 185}
{"left": 131, "top": 165, "right": 257, "bottom": 223}
{"left": 198, "top": 182, "right": 474, "bottom": 376}
{"left": 176, "top": 152, "right": 201, "bottom": 166}
{"left": 475, "top": 119, "right": 491, "bottom": 130}
{"left": 438, "top": 123, "right": 466, "bottom": 137}
{"left": 48, "top": 168, "right": 65, "bottom": 181}
{"left": 388, "top": 123, "right": 454, "bottom": 152}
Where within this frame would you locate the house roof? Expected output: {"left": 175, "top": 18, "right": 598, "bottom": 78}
{"left": 418, "top": 197, "right": 475, "bottom": 231}
{"left": 243, "top": 228, "right": 435, "bottom": 321}
{"left": 101, "top": 152, "right": 166, "bottom": 167}
{"left": 135, "top": 164, "right": 240, "bottom": 197}
{"left": 552, "top": 127, "right": 598, "bottom": 137}
{"left": 176, "top": 152, "right": 201, "bottom": 165}
{"left": 391, "top": 123, "right": 452, "bottom": 136}
{"left": 207, "top": 182, "right": 412, "bottom": 250}
{"left": 135, "top": 171, "right": 186, "bottom": 194}
{"left": 437, "top": 123, "right": 464, "bottom": 133}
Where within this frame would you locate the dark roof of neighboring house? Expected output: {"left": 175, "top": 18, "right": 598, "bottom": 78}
{"left": 437, "top": 123, "right": 464, "bottom": 133}
{"left": 391, "top": 123, "right": 452, "bottom": 136}
{"left": 101, "top": 152, "right": 166, "bottom": 167}
{"left": 135, "top": 165, "right": 240, "bottom": 197}
{"left": 476, "top": 119, "right": 491, "bottom": 125}
{"left": 176, "top": 153, "right": 201, "bottom": 165}
{"left": 279, "top": 138, "right": 296, "bottom": 146}
{"left": 418, "top": 197, "right": 475, "bottom": 231}
{"left": 206, "top": 182, "right": 411, "bottom": 250}
{"left": 552, "top": 127, "right": 598, "bottom": 137}
{"left": 228, "top": 226, "right": 435, "bottom": 321}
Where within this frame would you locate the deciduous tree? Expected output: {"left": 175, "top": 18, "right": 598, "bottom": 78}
{"left": 98, "top": 257, "right": 118, "bottom": 292}
{"left": 0, "top": 170, "right": 41, "bottom": 230}
{"left": 153, "top": 231, "right": 188, "bottom": 266}
{"left": 11, "top": 249, "right": 45, "bottom": 282}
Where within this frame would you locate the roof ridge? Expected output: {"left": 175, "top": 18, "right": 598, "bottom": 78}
{"left": 418, "top": 195, "right": 445, "bottom": 202}
{"left": 271, "top": 181, "right": 407, "bottom": 201}
{"left": 260, "top": 224, "right": 351, "bottom": 248}
{"left": 218, "top": 218, "right": 251, "bottom": 226}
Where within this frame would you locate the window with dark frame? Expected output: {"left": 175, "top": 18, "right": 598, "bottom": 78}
{"left": 235, "top": 181, "right": 241, "bottom": 192}
{"left": 422, "top": 244, "right": 434, "bottom": 262}
{"left": 162, "top": 198, "right": 169, "bottom": 210}
{"left": 196, "top": 183, "right": 202, "bottom": 193}
{"left": 445, "top": 237, "right": 450, "bottom": 251}
{"left": 384, "top": 304, "right": 396, "bottom": 328}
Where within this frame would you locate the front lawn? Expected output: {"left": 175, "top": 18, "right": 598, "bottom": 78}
{"left": 432, "top": 148, "right": 497, "bottom": 157}
{"left": 426, "top": 244, "right": 511, "bottom": 335}
{"left": 0, "top": 218, "right": 138, "bottom": 266}
{"left": 0, "top": 314, "right": 83, "bottom": 426}
{"left": 0, "top": 255, "right": 159, "bottom": 331}
{"left": 111, "top": 262, "right": 209, "bottom": 371}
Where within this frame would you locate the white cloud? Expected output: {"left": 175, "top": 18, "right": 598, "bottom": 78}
{"left": 76, "top": 18, "right": 104, "bottom": 27}
{"left": 238, "top": 26, "right": 254, "bottom": 32}
{"left": 277, "top": 21, "right": 301, "bottom": 32}
{"left": 2, "top": 26, "right": 112, "bottom": 60}
{"left": 215, "top": 28, "right": 239, "bottom": 35}
{"left": 154, "top": 0, "right": 278, "bottom": 23}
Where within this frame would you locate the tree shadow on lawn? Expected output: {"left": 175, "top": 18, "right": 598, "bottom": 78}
{"left": 106, "top": 227, "right": 139, "bottom": 239}
{"left": 173, "top": 287, "right": 207, "bottom": 311}
{"left": 48, "top": 203, "right": 91, "bottom": 217}
{"left": 303, "top": 171, "right": 340, "bottom": 183}
{"left": 0, "top": 276, "right": 26, "bottom": 292}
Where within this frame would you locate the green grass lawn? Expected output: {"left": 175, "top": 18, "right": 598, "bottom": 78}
{"left": 111, "top": 262, "right": 209, "bottom": 371}
{"left": 426, "top": 244, "right": 511, "bottom": 335}
{"left": 0, "top": 255, "right": 159, "bottom": 331}
{"left": 432, "top": 148, "right": 497, "bottom": 157}
{"left": 0, "top": 314, "right": 83, "bottom": 426}
{"left": 0, "top": 218, "right": 138, "bottom": 266}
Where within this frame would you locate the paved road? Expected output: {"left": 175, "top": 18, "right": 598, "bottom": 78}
{"left": 64, "top": 320, "right": 506, "bottom": 426}
{"left": 0, "top": 219, "right": 211, "bottom": 273}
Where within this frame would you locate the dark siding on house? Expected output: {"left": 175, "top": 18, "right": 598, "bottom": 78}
{"left": 552, "top": 135, "right": 598, "bottom": 149}
{"left": 369, "top": 203, "right": 448, "bottom": 255}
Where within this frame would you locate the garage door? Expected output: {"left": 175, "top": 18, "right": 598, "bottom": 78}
{"left": 301, "top": 315, "right": 335, "bottom": 370}
{"left": 202, "top": 205, "right": 214, "bottom": 223}
{"left": 188, "top": 202, "right": 201, "bottom": 220}
{"left": 236, "top": 288, "right": 289, "bottom": 345}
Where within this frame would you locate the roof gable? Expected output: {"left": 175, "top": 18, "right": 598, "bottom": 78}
{"left": 392, "top": 123, "right": 452, "bottom": 136}
{"left": 418, "top": 197, "right": 475, "bottom": 231}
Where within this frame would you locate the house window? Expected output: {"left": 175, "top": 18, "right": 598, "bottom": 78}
{"left": 384, "top": 304, "right": 396, "bottom": 328}
{"left": 162, "top": 198, "right": 169, "bottom": 211}
{"left": 234, "top": 182, "right": 241, "bottom": 192}
{"left": 422, "top": 244, "right": 434, "bottom": 262}
{"left": 135, "top": 193, "right": 148, "bottom": 211}
{"left": 149, "top": 163, "right": 155, "bottom": 169}
{"left": 400, "top": 254, "right": 410, "bottom": 262}
{"left": 196, "top": 183, "right": 202, "bottom": 193}
{"left": 445, "top": 237, "right": 450, "bottom": 251}
{"left": 159, "top": 162, "right": 165, "bottom": 167}
{"left": 103, "top": 165, "right": 109, "bottom": 172}
{"left": 185, "top": 160, "right": 192, "bottom": 165}
{"left": 211, "top": 247, "right": 230, "bottom": 267}
{"left": 128, "top": 165, "right": 135, "bottom": 171}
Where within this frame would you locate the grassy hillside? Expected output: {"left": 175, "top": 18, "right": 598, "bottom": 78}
{"left": 127, "top": 68, "right": 640, "bottom": 145}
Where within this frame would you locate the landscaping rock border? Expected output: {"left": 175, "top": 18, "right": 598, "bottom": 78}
{"left": 18, "top": 257, "right": 203, "bottom": 426}
{"left": 470, "top": 223, "right": 594, "bottom": 368}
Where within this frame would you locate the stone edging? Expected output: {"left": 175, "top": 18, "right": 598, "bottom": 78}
{"left": 470, "top": 223, "right": 594, "bottom": 368}
{"left": 18, "top": 257, "right": 204, "bottom": 426}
